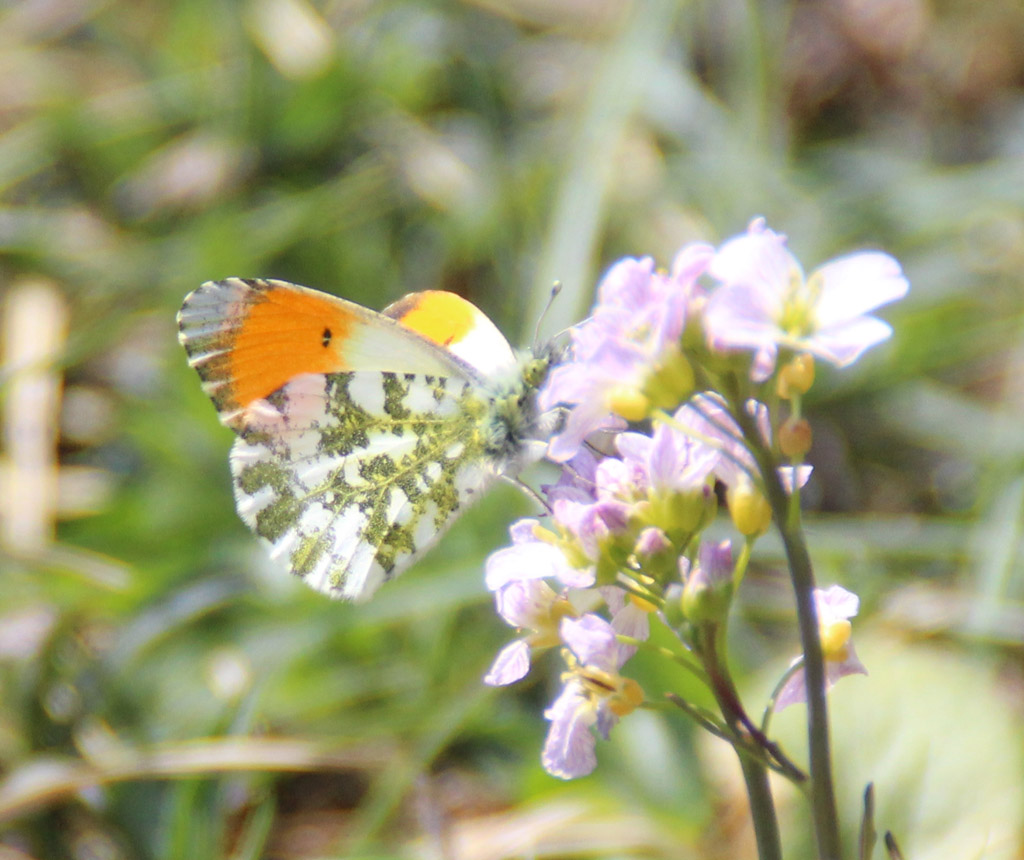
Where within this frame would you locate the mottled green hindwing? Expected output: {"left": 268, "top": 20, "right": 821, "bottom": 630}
{"left": 230, "top": 370, "right": 506, "bottom": 601}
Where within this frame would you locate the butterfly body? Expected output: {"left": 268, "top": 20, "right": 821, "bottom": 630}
{"left": 178, "top": 278, "right": 554, "bottom": 601}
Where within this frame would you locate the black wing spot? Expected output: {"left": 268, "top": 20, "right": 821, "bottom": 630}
{"left": 322, "top": 327, "right": 332, "bottom": 347}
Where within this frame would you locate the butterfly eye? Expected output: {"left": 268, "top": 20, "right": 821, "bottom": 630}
{"left": 522, "top": 357, "right": 550, "bottom": 388}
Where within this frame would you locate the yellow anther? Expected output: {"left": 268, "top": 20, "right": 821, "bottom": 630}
{"left": 819, "top": 619, "right": 852, "bottom": 662}
{"left": 528, "top": 596, "right": 577, "bottom": 648}
{"left": 579, "top": 666, "right": 644, "bottom": 717}
{"left": 606, "top": 385, "right": 651, "bottom": 422}
{"left": 530, "top": 523, "right": 560, "bottom": 544}
{"left": 609, "top": 677, "right": 644, "bottom": 716}
{"left": 628, "top": 594, "right": 658, "bottom": 613}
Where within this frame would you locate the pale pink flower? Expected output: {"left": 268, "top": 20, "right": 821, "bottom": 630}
{"left": 776, "top": 585, "right": 868, "bottom": 710}
{"left": 704, "top": 219, "right": 909, "bottom": 380}
{"left": 542, "top": 614, "right": 643, "bottom": 779}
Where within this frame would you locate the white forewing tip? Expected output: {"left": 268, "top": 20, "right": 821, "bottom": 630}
{"left": 216, "top": 406, "right": 245, "bottom": 427}
{"left": 189, "top": 352, "right": 231, "bottom": 372}
{"left": 179, "top": 278, "right": 265, "bottom": 320}
{"left": 179, "top": 321, "right": 241, "bottom": 340}
{"left": 198, "top": 276, "right": 256, "bottom": 292}
{"left": 448, "top": 320, "right": 517, "bottom": 379}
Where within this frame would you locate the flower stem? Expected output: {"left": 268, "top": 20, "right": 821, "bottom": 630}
{"left": 770, "top": 480, "right": 842, "bottom": 859}
{"left": 739, "top": 754, "right": 784, "bottom": 860}
{"left": 616, "top": 635, "right": 708, "bottom": 683}
{"left": 699, "top": 624, "right": 805, "bottom": 782}
{"left": 761, "top": 657, "right": 805, "bottom": 735}
{"left": 697, "top": 624, "right": 784, "bottom": 860}
{"left": 732, "top": 399, "right": 844, "bottom": 860}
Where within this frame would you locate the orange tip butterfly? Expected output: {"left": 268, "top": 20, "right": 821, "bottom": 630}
{"left": 178, "top": 278, "right": 555, "bottom": 601}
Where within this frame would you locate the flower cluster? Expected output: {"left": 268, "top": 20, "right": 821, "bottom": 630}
{"left": 486, "top": 218, "right": 908, "bottom": 779}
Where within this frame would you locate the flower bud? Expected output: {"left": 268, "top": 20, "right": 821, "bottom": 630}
{"left": 777, "top": 354, "right": 815, "bottom": 399}
{"left": 727, "top": 481, "right": 772, "bottom": 537}
{"left": 648, "top": 487, "right": 710, "bottom": 536}
{"left": 606, "top": 385, "right": 650, "bottom": 422}
{"left": 643, "top": 345, "right": 695, "bottom": 411}
{"left": 635, "top": 526, "right": 671, "bottom": 557}
{"left": 633, "top": 527, "right": 677, "bottom": 582}
{"left": 779, "top": 416, "right": 812, "bottom": 459}
{"left": 699, "top": 539, "right": 733, "bottom": 585}
{"left": 662, "top": 582, "right": 687, "bottom": 629}
{"left": 681, "top": 561, "right": 732, "bottom": 624}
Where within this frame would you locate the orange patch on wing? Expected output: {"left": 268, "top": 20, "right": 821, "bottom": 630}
{"left": 229, "top": 287, "right": 355, "bottom": 408}
{"left": 385, "top": 290, "right": 477, "bottom": 348}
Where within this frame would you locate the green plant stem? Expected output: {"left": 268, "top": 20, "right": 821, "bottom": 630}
{"left": 699, "top": 624, "right": 784, "bottom": 860}
{"left": 762, "top": 658, "right": 805, "bottom": 735}
{"left": 769, "top": 481, "right": 842, "bottom": 859}
{"left": 740, "top": 754, "right": 784, "bottom": 860}
{"left": 663, "top": 694, "right": 734, "bottom": 743}
{"left": 699, "top": 624, "right": 805, "bottom": 779}
{"left": 734, "top": 536, "right": 754, "bottom": 586}
{"left": 732, "top": 401, "right": 843, "bottom": 860}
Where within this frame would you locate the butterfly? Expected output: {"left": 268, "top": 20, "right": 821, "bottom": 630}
{"left": 177, "top": 278, "right": 556, "bottom": 601}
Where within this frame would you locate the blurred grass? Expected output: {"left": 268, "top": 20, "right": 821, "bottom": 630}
{"left": 1, "top": 0, "right": 1024, "bottom": 858}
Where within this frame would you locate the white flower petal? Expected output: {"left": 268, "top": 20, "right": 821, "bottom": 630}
{"left": 778, "top": 464, "right": 813, "bottom": 493}
{"left": 709, "top": 230, "right": 795, "bottom": 304}
{"left": 774, "top": 663, "right": 807, "bottom": 712}
{"left": 494, "top": 578, "right": 558, "bottom": 628}
{"left": 750, "top": 345, "right": 778, "bottom": 381}
{"left": 812, "top": 252, "right": 908, "bottom": 328}
{"left": 828, "top": 641, "right": 868, "bottom": 681}
{"left": 595, "top": 703, "right": 619, "bottom": 739}
{"left": 610, "top": 602, "right": 649, "bottom": 661}
{"left": 561, "top": 614, "right": 621, "bottom": 670}
{"left": 805, "top": 316, "right": 894, "bottom": 367}
{"left": 596, "top": 256, "right": 656, "bottom": 306}
{"left": 671, "top": 241, "right": 715, "bottom": 281}
{"left": 545, "top": 400, "right": 622, "bottom": 464}
{"left": 556, "top": 565, "right": 597, "bottom": 589}
{"left": 704, "top": 283, "right": 785, "bottom": 353}
{"left": 509, "top": 518, "right": 541, "bottom": 544}
{"left": 484, "top": 542, "right": 568, "bottom": 591}
{"left": 483, "top": 639, "right": 531, "bottom": 686}
{"left": 816, "top": 584, "right": 860, "bottom": 621}
{"left": 542, "top": 685, "right": 597, "bottom": 779}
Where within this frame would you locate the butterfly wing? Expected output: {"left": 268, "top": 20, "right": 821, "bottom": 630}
{"left": 178, "top": 278, "right": 522, "bottom": 601}
{"left": 177, "top": 278, "right": 499, "bottom": 430}
{"left": 230, "top": 370, "right": 497, "bottom": 601}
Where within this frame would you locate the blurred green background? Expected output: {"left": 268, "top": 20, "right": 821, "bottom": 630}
{"left": 2, "top": 0, "right": 1024, "bottom": 858}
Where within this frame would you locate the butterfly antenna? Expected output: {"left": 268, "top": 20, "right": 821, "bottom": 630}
{"left": 546, "top": 309, "right": 594, "bottom": 355}
{"left": 499, "top": 474, "right": 552, "bottom": 514}
{"left": 532, "top": 281, "right": 563, "bottom": 351}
